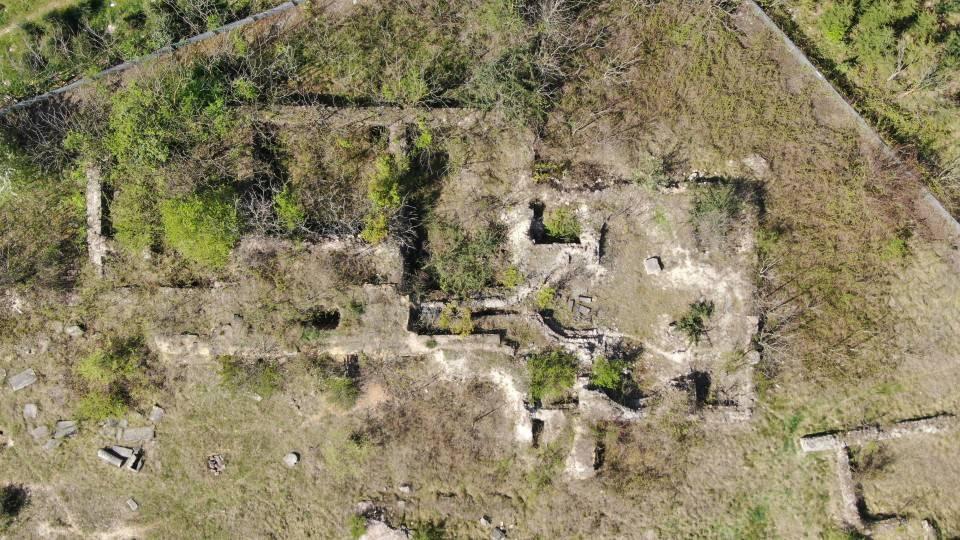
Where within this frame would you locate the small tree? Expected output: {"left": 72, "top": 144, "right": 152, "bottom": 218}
{"left": 676, "top": 300, "right": 715, "bottom": 345}
{"left": 160, "top": 188, "right": 240, "bottom": 268}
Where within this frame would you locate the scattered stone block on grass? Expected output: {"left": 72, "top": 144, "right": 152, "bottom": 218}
{"left": 126, "top": 498, "right": 139, "bottom": 512}
{"left": 111, "top": 446, "right": 136, "bottom": 459}
{"left": 53, "top": 420, "right": 77, "bottom": 439}
{"left": 8, "top": 368, "right": 37, "bottom": 391}
{"left": 23, "top": 403, "right": 38, "bottom": 420}
{"left": 120, "top": 426, "right": 154, "bottom": 442}
{"left": 283, "top": 452, "right": 300, "bottom": 467}
{"left": 208, "top": 454, "right": 226, "bottom": 475}
{"left": 148, "top": 405, "right": 165, "bottom": 423}
{"left": 98, "top": 448, "right": 125, "bottom": 467}
{"left": 643, "top": 256, "right": 663, "bottom": 275}
{"left": 64, "top": 325, "right": 84, "bottom": 338}
{"left": 42, "top": 439, "right": 61, "bottom": 451}
{"left": 30, "top": 425, "right": 49, "bottom": 440}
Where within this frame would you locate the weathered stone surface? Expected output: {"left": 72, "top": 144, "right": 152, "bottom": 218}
{"left": 23, "top": 403, "right": 38, "bottom": 420}
{"left": 283, "top": 452, "right": 300, "bottom": 467}
{"left": 53, "top": 421, "right": 78, "bottom": 439}
{"left": 398, "top": 483, "right": 412, "bottom": 494}
{"left": 8, "top": 368, "right": 37, "bottom": 391}
{"left": 643, "top": 256, "right": 662, "bottom": 275}
{"left": 531, "top": 409, "right": 567, "bottom": 447}
{"left": 42, "top": 438, "right": 61, "bottom": 451}
{"left": 120, "top": 426, "right": 154, "bottom": 442}
{"left": 30, "top": 426, "right": 49, "bottom": 440}
{"left": 148, "top": 405, "right": 165, "bottom": 423}
{"left": 64, "top": 325, "right": 84, "bottom": 338}
{"left": 360, "top": 520, "right": 408, "bottom": 540}
{"left": 98, "top": 448, "right": 125, "bottom": 467}
{"left": 741, "top": 154, "right": 770, "bottom": 178}
{"left": 491, "top": 527, "right": 507, "bottom": 540}
{"left": 126, "top": 498, "right": 139, "bottom": 511}
{"left": 799, "top": 433, "right": 842, "bottom": 452}
{"left": 563, "top": 422, "right": 598, "bottom": 480}
{"left": 111, "top": 446, "right": 135, "bottom": 458}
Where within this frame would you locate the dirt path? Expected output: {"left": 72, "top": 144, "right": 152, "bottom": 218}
{"left": 0, "top": 0, "right": 76, "bottom": 38}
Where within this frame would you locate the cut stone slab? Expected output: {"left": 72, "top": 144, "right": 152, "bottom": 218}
{"left": 126, "top": 498, "right": 139, "bottom": 511}
{"left": 398, "top": 483, "right": 412, "bottom": 494}
{"left": 111, "top": 446, "right": 135, "bottom": 459}
{"left": 283, "top": 452, "right": 300, "bottom": 467}
{"left": 23, "top": 403, "right": 38, "bottom": 420}
{"left": 53, "top": 421, "right": 78, "bottom": 439}
{"left": 30, "top": 425, "right": 50, "bottom": 440}
{"left": 42, "top": 438, "right": 61, "bottom": 451}
{"left": 8, "top": 368, "right": 37, "bottom": 391}
{"left": 799, "top": 433, "right": 843, "bottom": 453}
{"left": 98, "top": 448, "right": 125, "bottom": 467}
{"left": 120, "top": 426, "right": 154, "bottom": 442}
{"left": 64, "top": 325, "right": 84, "bottom": 338}
{"left": 643, "top": 256, "right": 663, "bottom": 275}
{"left": 491, "top": 527, "right": 507, "bottom": 540}
{"left": 148, "top": 405, "right": 165, "bottom": 423}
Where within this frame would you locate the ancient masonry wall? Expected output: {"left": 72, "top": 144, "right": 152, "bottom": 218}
{"left": 739, "top": 0, "right": 960, "bottom": 268}
{"left": 0, "top": 0, "right": 310, "bottom": 116}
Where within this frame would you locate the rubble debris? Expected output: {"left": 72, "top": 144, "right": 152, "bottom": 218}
{"left": 30, "top": 426, "right": 49, "bottom": 440}
{"left": 98, "top": 448, "right": 126, "bottom": 467}
{"left": 208, "top": 454, "right": 226, "bottom": 475}
{"left": 126, "top": 451, "right": 145, "bottom": 472}
{"left": 8, "top": 368, "right": 37, "bottom": 391}
{"left": 42, "top": 439, "right": 61, "bottom": 451}
{"left": 53, "top": 420, "right": 77, "bottom": 439}
{"left": 126, "top": 498, "right": 139, "bottom": 512}
{"left": 643, "top": 256, "right": 663, "bottom": 275}
{"left": 23, "top": 403, "right": 38, "bottom": 420}
{"left": 283, "top": 452, "right": 300, "bottom": 467}
{"left": 398, "top": 483, "right": 412, "bottom": 494}
{"left": 491, "top": 526, "right": 507, "bottom": 540}
{"left": 120, "top": 426, "right": 154, "bottom": 442}
{"left": 577, "top": 295, "right": 593, "bottom": 303}
{"left": 148, "top": 405, "right": 165, "bottom": 423}
{"left": 479, "top": 516, "right": 492, "bottom": 527}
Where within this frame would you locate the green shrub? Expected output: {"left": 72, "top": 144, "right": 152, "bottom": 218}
{"left": 0, "top": 484, "right": 29, "bottom": 530}
{"left": 543, "top": 207, "right": 581, "bottom": 242}
{"left": 112, "top": 182, "right": 159, "bottom": 254}
{"left": 325, "top": 376, "right": 360, "bottom": 409}
{"left": 274, "top": 185, "right": 306, "bottom": 233}
{"left": 76, "top": 392, "right": 129, "bottom": 421}
{"left": 590, "top": 356, "right": 628, "bottom": 394}
{"left": 498, "top": 265, "right": 524, "bottom": 289}
{"left": 818, "top": 1, "right": 856, "bottom": 43}
{"left": 160, "top": 188, "right": 240, "bottom": 268}
{"left": 676, "top": 300, "right": 715, "bottom": 345}
{"left": 535, "top": 287, "right": 556, "bottom": 311}
{"left": 427, "top": 222, "right": 503, "bottom": 296}
{"left": 438, "top": 303, "right": 474, "bottom": 336}
{"left": 413, "top": 118, "right": 434, "bottom": 151}
{"left": 218, "top": 356, "right": 283, "bottom": 398}
{"left": 527, "top": 350, "right": 578, "bottom": 404}
{"left": 348, "top": 515, "right": 367, "bottom": 540}
{"left": 361, "top": 154, "right": 409, "bottom": 243}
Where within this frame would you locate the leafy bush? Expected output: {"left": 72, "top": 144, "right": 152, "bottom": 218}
{"left": 73, "top": 337, "right": 149, "bottom": 421}
{"left": 325, "top": 376, "right": 361, "bottom": 410}
{"left": 218, "top": 356, "right": 283, "bottom": 398}
{"left": 527, "top": 349, "right": 578, "bottom": 404}
{"left": 274, "top": 185, "right": 306, "bottom": 234}
{"left": 361, "top": 154, "right": 409, "bottom": 243}
{"left": 498, "top": 265, "right": 524, "bottom": 289}
{"left": 590, "top": 356, "right": 628, "bottom": 394}
{"left": 543, "top": 207, "right": 581, "bottom": 242}
{"left": 438, "top": 303, "right": 475, "bottom": 336}
{"left": 535, "top": 287, "right": 556, "bottom": 311}
{"left": 818, "top": 1, "right": 856, "bottom": 43}
{"left": 111, "top": 182, "right": 159, "bottom": 254}
{"left": 427, "top": 222, "right": 503, "bottom": 296}
{"left": 676, "top": 300, "right": 715, "bottom": 345}
{"left": 348, "top": 515, "right": 367, "bottom": 540}
{"left": 161, "top": 188, "right": 240, "bottom": 268}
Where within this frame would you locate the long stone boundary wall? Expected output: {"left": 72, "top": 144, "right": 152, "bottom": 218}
{"left": 0, "top": 0, "right": 310, "bottom": 116}
{"left": 739, "top": 0, "right": 960, "bottom": 267}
